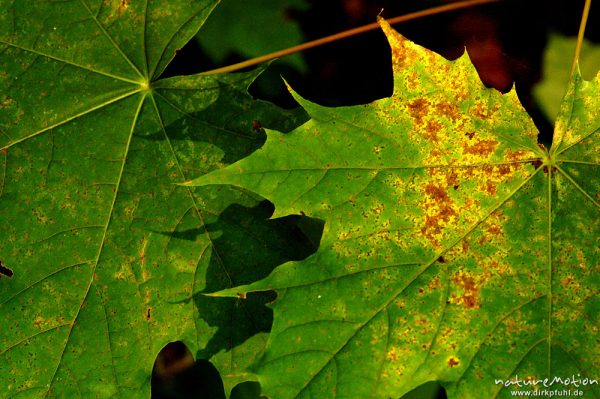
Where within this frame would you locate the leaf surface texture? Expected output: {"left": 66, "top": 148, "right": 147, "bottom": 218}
{"left": 191, "top": 20, "right": 600, "bottom": 399}
{"left": 0, "top": 1, "right": 310, "bottom": 396}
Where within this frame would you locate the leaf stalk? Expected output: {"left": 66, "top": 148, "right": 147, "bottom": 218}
{"left": 571, "top": 0, "right": 593, "bottom": 76}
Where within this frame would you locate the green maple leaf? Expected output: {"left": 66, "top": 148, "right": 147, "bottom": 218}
{"left": 189, "top": 20, "right": 600, "bottom": 398}
{"left": 0, "top": 1, "right": 310, "bottom": 397}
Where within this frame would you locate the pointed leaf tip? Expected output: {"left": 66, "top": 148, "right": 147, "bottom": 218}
{"left": 378, "top": 17, "right": 415, "bottom": 71}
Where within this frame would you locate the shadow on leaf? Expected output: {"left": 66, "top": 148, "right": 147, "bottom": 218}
{"left": 143, "top": 73, "right": 308, "bottom": 179}
{"left": 157, "top": 198, "right": 323, "bottom": 360}
{"left": 195, "top": 199, "right": 323, "bottom": 359}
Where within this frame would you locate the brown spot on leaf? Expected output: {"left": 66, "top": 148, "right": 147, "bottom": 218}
{"left": 461, "top": 241, "right": 469, "bottom": 253}
{"left": 530, "top": 159, "right": 543, "bottom": 169}
{"left": 428, "top": 276, "right": 441, "bottom": 290}
{"left": 140, "top": 238, "right": 148, "bottom": 268}
{"left": 471, "top": 103, "right": 487, "bottom": 119}
{"left": 471, "top": 101, "right": 500, "bottom": 120}
{"left": 425, "top": 184, "right": 449, "bottom": 202}
{"left": 465, "top": 131, "right": 475, "bottom": 139}
{"left": 146, "top": 308, "right": 151, "bottom": 320}
{"left": 420, "top": 183, "right": 458, "bottom": 247}
{"left": 483, "top": 181, "right": 497, "bottom": 195}
{"left": 387, "top": 347, "right": 400, "bottom": 361}
{"left": 505, "top": 318, "right": 535, "bottom": 335}
{"left": 237, "top": 292, "right": 247, "bottom": 299}
{"left": 252, "top": 120, "right": 262, "bottom": 132}
{"left": 435, "top": 102, "right": 460, "bottom": 121}
{"left": 561, "top": 276, "right": 574, "bottom": 287}
{"left": 407, "top": 98, "right": 429, "bottom": 125}
{"left": 505, "top": 149, "right": 531, "bottom": 161}
{"left": 463, "top": 139, "right": 498, "bottom": 157}
{"left": 0, "top": 96, "right": 14, "bottom": 109}
{"left": 451, "top": 271, "right": 481, "bottom": 309}
{"left": 428, "top": 149, "right": 443, "bottom": 160}
{"left": 486, "top": 223, "right": 502, "bottom": 237}
{"left": 497, "top": 165, "right": 511, "bottom": 176}
{"left": 447, "top": 356, "right": 460, "bottom": 367}
{"left": 444, "top": 170, "right": 459, "bottom": 188}
{"left": 424, "top": 120, "right": 442, "bottom": 141}
{"left": 406, "top": 71, "right": 419, "bottom": 90}
{"left": 543, "top": 166, "right": 549, "bottom": 174}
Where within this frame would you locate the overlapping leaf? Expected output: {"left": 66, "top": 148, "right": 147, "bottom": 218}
{"left": 190, "top": 20, "right": 600, "bottom": 398}
{"left": 0, "top": 1, "right": 310, "bottom": 397}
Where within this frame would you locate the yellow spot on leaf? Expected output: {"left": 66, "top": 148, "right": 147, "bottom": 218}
{"left": 447, "top": 356, "right": 460, "bottom": 367}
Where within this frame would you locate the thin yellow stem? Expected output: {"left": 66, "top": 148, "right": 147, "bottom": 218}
{"left": 200, "top": 0, "right": 501, "bottom": 76}
{"left": 571, "top": 0, "right": 593, "bottom": 76}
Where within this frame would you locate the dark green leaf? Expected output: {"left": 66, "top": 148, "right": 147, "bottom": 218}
{"left": 0, "top": 1, "right": 308, "bottom": 396}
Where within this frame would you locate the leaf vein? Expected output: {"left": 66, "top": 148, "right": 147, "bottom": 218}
{"left": 0, "top": 89, "right": 141, "bottom": 151}
{"left": 42, "top": 91, "right": 147, "bottom": 398}
{"left": 0, "top": 39, "right": 140, "bottom": 84}
{"left": 555, "top": 165, "right": 600, "bottom": 207}
{"left": 78, "top": 0, "right": 145, "bottom": 80}
{"left": 0, "top": 261, "right": 92, "bottom": 307}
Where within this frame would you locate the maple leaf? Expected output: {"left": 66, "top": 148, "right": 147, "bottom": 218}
{"left": 188, "top": 20, "right": 600, "bottom": 398}
{"left": 0, "top": 1, "right": 310, "bottom": 397}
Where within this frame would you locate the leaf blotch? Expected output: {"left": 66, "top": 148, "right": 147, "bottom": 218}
{"left": 447, "top": 356, "right": 460, "bottom": 367}
{"left": 434, "top": 102, "right": 460, "bottom": 121}
{"left": 450, "top": 271, "right": 482, "bottom": 309}
{"left": 407, "top": 98, "right": 430, "bottom": 126}
{"left": 462, "top": 139, "right": 498, "bottom": 157}
{"left": 530, "top": 159, "right": 543, "bottom": 169}
{"left": 505, "top": 149, "right": 533, "bottom": 162}
{"left": 119, "top": 0, "right": 131, "bottom": 12}
{"left": 420, "top": 183, "right": 458, "bottom": 248}
{"left": 425, "top": 120, "right": 442, "bottom": 141}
